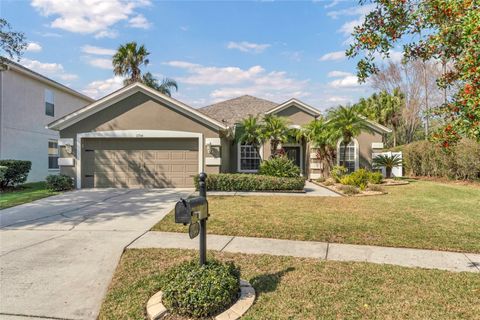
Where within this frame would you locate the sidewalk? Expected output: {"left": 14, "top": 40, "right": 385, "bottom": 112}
{"left": 129, "top": 231, "right": 480, "bottom": 273}
{"left": 207, "top": 181, "right": 339, "bottom": 197}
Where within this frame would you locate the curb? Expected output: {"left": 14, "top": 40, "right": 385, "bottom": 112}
{"left": 146, "top": 279, "right": 255, "bottom": 320}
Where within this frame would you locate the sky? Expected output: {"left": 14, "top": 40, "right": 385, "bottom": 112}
{"left": 1, "top": 0, "right": 401, "bottom": 110}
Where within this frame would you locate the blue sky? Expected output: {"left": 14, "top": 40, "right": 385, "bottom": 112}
{"left": 1, "top": 0, "right": 398, "bottom": 110}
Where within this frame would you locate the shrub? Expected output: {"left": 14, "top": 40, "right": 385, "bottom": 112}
{"left": 46, "top": 174, "right": 74, "bottom": 191}
{"left": 162, "top": 259, "right": 240, "bottom": 318}
{"left": 330, "top": 165, "right": 348, "bottom": 182}
{"left": 258, "top": 156, "right": 300, "bottom": 178}
{"left": 368, "top": 171, "right": 384, "bottom": 184}
{"left": 372, "top": 154, "right": 403, "bottom": 178}
{"left": 0, "top": 160, "right": 32, "bottom": 189}
{"left": 0, "top": 166, "right": 7, "bottom": 183}
{"left": 339, "top": 169, "right": 370, "bottom": 188}
{"left": 403, "top": 139, "right": 480, "bottom": 180}
{"left": 194, "top": 173, "right": 305, "bottom": 191}
{"left": 338, "top": 185, "right": 359, "bottom": 195}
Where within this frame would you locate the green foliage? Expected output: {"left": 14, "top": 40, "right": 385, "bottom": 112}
{"left": 45, "top": 174, "right": 74, "bottom": 191}
{"left": 236, "top": 115, "right": 266, "bottom": 157}
{"left": 0, "top": 160, "right": 31, "bottom": 189}
{"left": 161, "top": 259, "right": 240, "bottom": 318}
{"left": 113, "top": 41, "right": 150, "bottom": 84}
{"left": 403, "top": 139, "right": 480, "bottom": 180}
{"left": 194, "top": 173, "right": 306, "bottom": 191}
{"left": 373, "top": 154, "right": 403, "bottom": 178}
{"left": 259, "top": 156, "right": 300, "bottom": 178}
{"left": 368, "top": 171, "right": 384, "bottom": 184}
{"left": 0, "top": 166, "right": 7, "bottom": 182}
{"left": 0, "top": 19, "right": 27, "bottom": 67}
{"left": 338, "top": 185, "right": 359, "bottom": 195}
{"left": 262, "top": 114, "right": 290, "bottom": 155}
{"left": 347, "top": 0, "right": 480, "bottom": 143}
{"left": 339, "top": 169, "right": 371, "bottom": 188}
{"left": 330, "top": 165, "right": 348, "bottom": 183}
{"left": 141, "top": 72, "right": 178, "bottom": 96}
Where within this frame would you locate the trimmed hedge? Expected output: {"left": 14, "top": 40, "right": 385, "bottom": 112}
{"left": 194, "top": 173, "right": 306, "bottom": 191}
{"left": 161, "top": 259, "right": 240, "bottom": 318}
{"left": 46, "top": 174, "right": 74, "bottom": 191}
{"left": 0, "top": 160, "right": 32, "bottom": 189}
{"left": 403, "top": 139, "right": 480, "bottom": 180}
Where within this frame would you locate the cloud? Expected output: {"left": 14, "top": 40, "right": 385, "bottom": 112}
{"left": 374, "top": 50, "right": 404, "bottom": 63}
{"left": 326, "top": 95, "right": 351, "bottom": 104}
{"left": 227, "top": 41, "right": 271, "bottom": 53}
{"left": 282, "top": 51, "right": 302, "bottom": 62}
{"left": 319, "top": 51, "right": 346, "bottom": 61}
{"left": 87, "top": 58, "right": 112, "bottom": 70}
{"left": 81, "top": 45, "right": 116, "bottom": 56}
{"left": 327, "top": 70, "right": 353, "bottom": 78}
{"left": 327, "top": 4, "right": 375, "bottom": 19}
{"left": 323, "top": 0, "right": 342, "bottom": 9}
{"left": 31, "top": 0, "right": 152, "bottom": 38}
{"left": 82, "top": 76, "right": 124, "bottom": 98}
{"left": 129, "top": 14, "right": 151, "bottom": 29}
{"left": 26, "top": 42, "right": 42, "bottom": 52}
{"left": 165, "top": 60, "right": 310, "bottom": 104}
{"left": 328, "top": 73, "right": 361, "bottom": 88}
{"left": 20, "top": 58, "right": 77, "bottom": 81}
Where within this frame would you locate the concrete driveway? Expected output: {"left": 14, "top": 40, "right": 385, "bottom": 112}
{"left": 0, "top": 188, "right": 192, "bottom": 320}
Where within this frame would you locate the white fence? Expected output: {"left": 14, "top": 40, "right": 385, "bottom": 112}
{"left": 371, "top": 151, "right": 403, "bottom": 177}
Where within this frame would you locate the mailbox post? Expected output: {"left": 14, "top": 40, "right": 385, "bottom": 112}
{"left": 174, "top": 172, "right": 208, "bottom": 266}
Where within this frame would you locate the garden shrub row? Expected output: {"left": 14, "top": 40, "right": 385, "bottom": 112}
{"left": 194, "top": 173, "right": 306, "bottom": 191}
{"left": 0, "top": 160, "right": 32, "bottom": 189}
{"left": 402, "top": 139, "right": 480, "bottom": 180}
{"left": 45, "top": 174, "right": 74, "bottom": 191}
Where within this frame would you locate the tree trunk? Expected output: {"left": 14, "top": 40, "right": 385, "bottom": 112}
{"left": 386, "top": 167, "right": 392, "bottom": 179}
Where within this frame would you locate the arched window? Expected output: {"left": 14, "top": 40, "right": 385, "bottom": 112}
{"left": 337, "top": 139, "right": 358, "bottom": 173}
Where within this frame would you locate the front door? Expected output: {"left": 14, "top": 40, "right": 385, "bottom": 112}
{"left": 284, "top": 146, "right": 301, "bottom": 169}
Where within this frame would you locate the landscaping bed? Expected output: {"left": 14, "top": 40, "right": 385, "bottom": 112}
{"left": 153, "top": 181, "right": 480, "bottom": 253}
{"left": 98, "top": 248, "right": 480, "bottom": 320}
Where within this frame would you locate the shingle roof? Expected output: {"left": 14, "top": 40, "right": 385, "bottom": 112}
{"left": 199, "top": 95, "right": 278, "bottom": 126}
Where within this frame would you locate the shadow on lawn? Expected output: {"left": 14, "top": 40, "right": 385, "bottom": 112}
{"left": 249, "top": 267, "right": 295, "bottom": 294}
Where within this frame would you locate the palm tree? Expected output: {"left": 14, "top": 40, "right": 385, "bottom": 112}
{"left": 236, "top": 115, "right": 266, "bottom": 160}
{"left": 372, "top": 154, "right": 403, "bottom": 178}
{"left": 112, "top": 41, "right": 150, "bottom": 85}
{"left": 142, "top": 72, "right": 178, "bottom": 97}
{"left": 329, "top": 105, "right": 373, "bottom": 168}
{"left": 303, "top": 118, "right": 340, "bottom": 177}
{"left": 262, "top": 114, "right": 290, "bottom": 157}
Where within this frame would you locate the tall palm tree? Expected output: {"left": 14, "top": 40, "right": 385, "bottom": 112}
{"left": 142, "top": 72, "right": 178, "bottom": 97}
{"left": 329, "top": 105, "right": 373, "bottom": 168}
{"left": 262, "top": 114, "right": 290, "bottom": 157}
{"left": 236, "top": 115, "right": 266, "bottom": 160}
{"left": 112, "top": 41, "right": 150, "bottom": 85}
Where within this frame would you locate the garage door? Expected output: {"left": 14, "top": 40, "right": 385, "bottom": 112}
{"left": 81, "top": 138, "right": 198, "bottom": 188}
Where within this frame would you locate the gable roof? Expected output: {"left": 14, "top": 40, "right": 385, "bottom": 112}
{"left": 47, "top": 82, "right": 227, "bottom": 131}
{"left": 5, "top": 59, "right": 94, "bottom": 103}
{"left": 265, "top": 98, "right": 321, "bottom": 117}
{"left": 199, "top": 95, "right": 278, "bottom": 126}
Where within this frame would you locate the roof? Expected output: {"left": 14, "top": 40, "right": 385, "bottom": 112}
{"left": 199, "top": 95, "right": 278, "bottom": 126}
{"left": 266, "top": 98, "right": 321, "bottom": 117}
{"left": 47, "top": 82, "right": 227, "bottom": 131}
{"left": 4, "top": 59, "right": 94, "bottom": 103}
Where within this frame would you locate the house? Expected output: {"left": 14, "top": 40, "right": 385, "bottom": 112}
{"left": 47, "top": 82, "right": 390, "bottom": 188}
{"left": 0, "top": 60, "right": 94, "bottom": 182}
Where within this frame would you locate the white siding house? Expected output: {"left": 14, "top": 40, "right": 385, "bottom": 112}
{"left": 0, "top": 61, "right": 93, "bottom": 182}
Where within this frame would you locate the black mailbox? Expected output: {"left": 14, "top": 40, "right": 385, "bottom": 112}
{"left": 175, "top": 196, "right": 208, "bottom": 224}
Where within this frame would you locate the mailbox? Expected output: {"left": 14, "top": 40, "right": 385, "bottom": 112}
{"left": 175, "top": 196, "right": 208, "bottom": 225}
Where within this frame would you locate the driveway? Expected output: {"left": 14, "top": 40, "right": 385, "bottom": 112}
{"left": 0, "top": 188, "right": 192, "bottom": 320}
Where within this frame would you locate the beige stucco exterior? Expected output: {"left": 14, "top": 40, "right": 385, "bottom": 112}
{"left": 0, "top": 63, "right": 92, "bottom": 181}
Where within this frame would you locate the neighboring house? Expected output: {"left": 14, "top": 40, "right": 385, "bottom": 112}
{"left": 48, "top": 82, "right": 391, "bottom": 188}
{"left": 0, "top": 61, "right": 94, "bottom": 182}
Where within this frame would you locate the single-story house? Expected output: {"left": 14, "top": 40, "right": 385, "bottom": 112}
{"left": 48, "top": 82, "right": 391, "bottom": 189}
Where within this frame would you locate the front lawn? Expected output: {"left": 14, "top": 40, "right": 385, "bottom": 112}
{"left": 99, "top": 248, "right": 480, "bottom": 320}
{"left": 153, "top": 180, "right": 480, "bottom": 253}
{"left": 0, "top": 182, "right": 59, "bottom": 209}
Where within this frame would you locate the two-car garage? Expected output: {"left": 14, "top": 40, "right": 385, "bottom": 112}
{"left": 81, "top": 138, "right": 199, "bottom": 188}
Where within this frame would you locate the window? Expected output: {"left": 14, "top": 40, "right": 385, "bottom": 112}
{"left": 239, "top": 144, "right": 261, "bottom": 172}
{"left": 338, "top": 140, "right": 356, "bottom": 173}
{"left": 45, "top": 89, "right": 54, "bottom": 116}
{"left": 48, "top": 140, "right": 59, "bottom": 169}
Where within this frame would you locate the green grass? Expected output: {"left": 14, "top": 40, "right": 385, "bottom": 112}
{"left": 99, "top": 248, "right": 480, "bottom": 320}
{"left": 153, "top": 180, "right": 480, "bottom": 253}
{"left": 0, "top": 182, "right": 59, "bottom": 209}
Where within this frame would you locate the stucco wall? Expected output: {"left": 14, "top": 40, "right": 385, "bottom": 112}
{"left": 0, "top": 68, "right": 91, "bottom": 181}
{"left": 275, "top": 105, "right": 316, "bottom": 126}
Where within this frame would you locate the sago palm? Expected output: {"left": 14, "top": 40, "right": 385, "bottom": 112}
{"left": 372, "top": 154, "right": 403, "bottom": 178}
{"left": 329, "top": 105, "right": 373, "bottom": 167}
{"left": 112, "top": 41, "right": 150, "bottom": 85}
{"left": 262, "top": 114, "right": 290, "bottom": 157}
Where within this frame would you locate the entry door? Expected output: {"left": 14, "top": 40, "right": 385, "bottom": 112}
{"left": 284, "top": 146, "right": 301, "bottom": 168}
